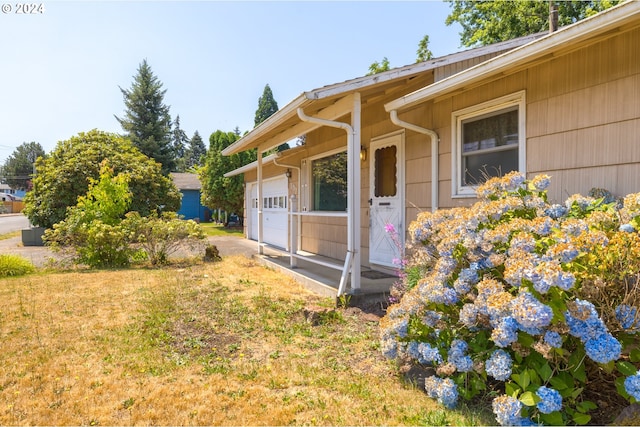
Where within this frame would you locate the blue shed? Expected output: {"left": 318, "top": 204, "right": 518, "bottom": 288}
{"left": 170, "top": 173, "right": 211, "bottom": 222}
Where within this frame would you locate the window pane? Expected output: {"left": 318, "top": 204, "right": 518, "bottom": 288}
{"left": 462, "top": 108, "right": 518, "bottom": 153}
{"left": 374, "top": 145, "right": 397, "bottom": 197}
{"left": 461, "top": 107, "right": 519, "bottom": 185}
{"left": 312, "top": 152, "right": 347, "bottom": 211}
{"left": 463, "top": 148, "right": 519, "bottom": 185}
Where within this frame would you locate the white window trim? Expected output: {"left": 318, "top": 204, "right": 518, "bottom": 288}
{"left": 301, "top": 147, "right": 348, "bottom": 213}
{"left": 451, "top": 90, "right": 526, "bottom": 198}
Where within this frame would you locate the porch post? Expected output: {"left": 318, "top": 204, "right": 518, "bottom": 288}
{"left": 350, "top": 93, "right": 361, "bottom": 290}
{"left": 257, "top": 148, "right": 264, "bottom": 255}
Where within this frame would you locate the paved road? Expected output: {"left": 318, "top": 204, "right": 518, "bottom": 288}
{"left": 0, "top": 214, "right": 31, "bottom": 234}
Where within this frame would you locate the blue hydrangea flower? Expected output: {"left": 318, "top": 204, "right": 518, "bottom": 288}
{"left": 417, "top": 342, "right": 443, "bottom": 365}
{"left": 492, "top": 394, "right": 523, "bottom": 426}
{"left": 565, "top": 299, "right": 608, "bottom": 342}
{"left": 620, "top": 223, "right": 636, "bottom": 233}
{"left": 584, "top": 333, "right": 622, "bottom": 364}
{"left": 448, "top": 339, "right": 473, "bottom": 373}
{"left": 491, "top": 317, "right": 519, "bottom": 348}
{"left": 544, "top": 331, "right": 563, "bottom": 348}
{"left": 544, "top": 204, "right": 568, "bottom": 219}
{"left": 530, "top": 175, "right": 551, "bottom": 192}
{"left": 616, "top": 304, "right": 638, "bottom": 329}
{"left": 459, "top": 303, "right": 478, "bottom": 328}
{"left": 536, "top": 386, "right": 563, "bottom": 414}
{"left": 423, "top": 310, "right": 443, "bottom": 328}
{"left": 512, "top": 291, "right": 553, "bottom": 329}
{"left": 424, "top": 376, "right": 458, "bottom": 408}
{"left": 486, "top": 349, "right": 512, "bottom": 381}
{"left": 624, "top": 373, "right": 640, "bottom": 400}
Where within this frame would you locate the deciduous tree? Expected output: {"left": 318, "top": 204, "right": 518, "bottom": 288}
{"left": 199, "top": 130, "right": 255, "bottom": 218}
{"left": 23, "top": 129, "right": 181, "bottom": 229}
{"left": 445, "top": 0, "right": 620, "bottom": 47}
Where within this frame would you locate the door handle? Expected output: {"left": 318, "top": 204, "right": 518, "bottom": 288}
{"left": 368, "top": 198, "right": 373, "bottom": 206}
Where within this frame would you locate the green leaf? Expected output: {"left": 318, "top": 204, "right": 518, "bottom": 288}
{"left": 617, "top": 361, "right": 638, "bottom": 376}
{"left": 519, "top": 391, "right": 539, "bottom": 406}
{"left": 505, "top": 382, "right": 520, "bottom": 398}
{"left": 538, "top": 363, "right": 553, "bottom": 382}
{"left": 573, "top": 413, "right": 591, "bottom": 425}
{"left": 549, "top": 376, "right": 568, "bottom": 390}
{"left": 576, "top": 401, "right": 598, "bottom": 412}
{"left": 540, "top": 411, "right": 564, "bottom": 426}
{"left": 571, "top": 387, "right": 584, "bottom": 399}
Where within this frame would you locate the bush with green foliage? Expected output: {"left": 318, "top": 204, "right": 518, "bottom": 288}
{"left": 123, "top": 211, "right": 205, "bottom": 265}
{"left": 0, "top": 254, "right": 35, "bottom": 277}
{"left": 380, "top": 172, "right": 640, "bottom": 425}
{"left": 44, "top": 161, "right": 134, "bottom": 268}
{"left": 23, "top": 129, "right": 181, "bottom": 229}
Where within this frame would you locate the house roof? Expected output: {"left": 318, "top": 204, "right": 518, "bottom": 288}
{"left": 221, "top": 33, "right": 543, "bottom": 157}
{"left": 224, "top": 145, "right": 307, "bottom": 177}
{"left": 385, "top": 0, "right": 640, "bottom": 113}
{"left": 170, "top": 173, "right": 201, "bottom": 191}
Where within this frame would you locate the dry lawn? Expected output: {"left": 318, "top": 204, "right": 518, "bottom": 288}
{"left": 0, "top": 255, "right": 488, "bottom": 426}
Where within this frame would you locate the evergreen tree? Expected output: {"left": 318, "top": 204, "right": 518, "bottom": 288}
{"left": 254, "top": 84, "right": 288, "bottom": 151}
{"left": 116, "top": 59, "right": 175, "bottom": 174}
{"left": 2, "top": 141, "right": 46, "bottom": 190}
{"left": 172, "top": 115, "right": 188, "bottom": 159}
{"left": 445, "top": 0, "right": 620, "bottom": 48}
{"left": 184, "top": 130, "right": 206, "bottom": 170}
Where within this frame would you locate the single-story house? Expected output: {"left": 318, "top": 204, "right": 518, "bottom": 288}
{"left": 170, "top": 172, "right": 210, "bottom": 222}
{"left": 223, "top": 1, "right": 640, "bottom": 295}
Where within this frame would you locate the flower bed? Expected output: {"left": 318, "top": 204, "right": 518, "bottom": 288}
{"left": 380, "top": 172, "right": 640, "bottom": 425}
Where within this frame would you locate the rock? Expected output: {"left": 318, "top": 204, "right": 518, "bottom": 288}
{"left": 613, "top": 403, "right": 640, "bottom": 426}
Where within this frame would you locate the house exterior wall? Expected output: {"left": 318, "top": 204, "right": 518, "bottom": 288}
{"left": 177, "top": 189, "right": 208, "bottom": 222}
{"left": 400, "top": 26, "right": 640, "bottom": 216}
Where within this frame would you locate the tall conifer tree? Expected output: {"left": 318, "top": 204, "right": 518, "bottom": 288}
{"left": 116, "top": 59, "right": 175, "bottom": 174}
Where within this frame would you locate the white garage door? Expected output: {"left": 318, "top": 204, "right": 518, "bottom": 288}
{"left": 248, "top": 176, "right": 289, "bottom": 249}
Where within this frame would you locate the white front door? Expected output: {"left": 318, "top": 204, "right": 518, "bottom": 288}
{"left": 369, "top": 133, "right": 404, "bottom": 268}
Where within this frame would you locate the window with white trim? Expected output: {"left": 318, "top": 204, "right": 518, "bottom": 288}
{"left": 302, "top": 148, "right": 347, "bottom": 212}
{"left": 452, "top": 91, "right": 526, "bottom": 197}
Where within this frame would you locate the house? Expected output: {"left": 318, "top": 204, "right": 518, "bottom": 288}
{"left": 223, "top": 1, "right": 640, "bottom": 296}
{"left": 170, "top": 173, "right": 210, "bottom": 222}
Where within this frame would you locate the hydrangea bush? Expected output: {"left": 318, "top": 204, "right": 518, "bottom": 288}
{"left": 379, "top": 172, "right": 640, "bottom": 425}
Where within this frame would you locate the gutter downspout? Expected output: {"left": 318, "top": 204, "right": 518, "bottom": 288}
{"left": 389, "top": 110, "right": 439, "bottom": 212}
{"left": 273, "top": 156, "right": 301, "bottom": 260}
{"left": 297, "top": 102, "right": 361, "bottom": 296}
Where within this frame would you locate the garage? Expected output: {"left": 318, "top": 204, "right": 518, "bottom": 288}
{"left": 247, "top": 176, "right": 289, "bottom": 249}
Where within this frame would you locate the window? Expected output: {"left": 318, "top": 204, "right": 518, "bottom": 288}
{"left": 310, "top": 150, "right": 347, "bottom": 211}
{"left": 452, "top": 91, "right": 526, "bottom": 197}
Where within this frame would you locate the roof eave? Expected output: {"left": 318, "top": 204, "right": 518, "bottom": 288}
{"left": 384, "top": 0, "right": 640, "bottom": 113}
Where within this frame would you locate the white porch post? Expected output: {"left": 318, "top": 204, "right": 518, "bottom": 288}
{"left": 257, "top": 148, "right": 264, "bottom": 255}
{"left": 350, "top": 93, "right": 361, "bottom": 290}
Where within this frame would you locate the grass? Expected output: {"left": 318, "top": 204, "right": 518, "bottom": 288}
{"left": 0, "top": 255, "right": 493, "bottom": 425}
{"left": 199, "top": 222, "right": 244, "bottom": 237}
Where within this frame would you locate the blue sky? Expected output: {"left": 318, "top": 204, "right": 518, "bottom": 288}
{"left": 0, "top": 1, "right": 464, "bottom": 163}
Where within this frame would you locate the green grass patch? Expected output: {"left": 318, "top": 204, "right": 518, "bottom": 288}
{"left": 0, "top": 254, "right": 35, "bottom": 277}
{"left": 199, "top": 222, "right": 243, "bottom": 237}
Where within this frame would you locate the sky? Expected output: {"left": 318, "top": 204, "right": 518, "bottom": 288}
{"left": 0, "top": 0, "right": 465, "bottom": 164}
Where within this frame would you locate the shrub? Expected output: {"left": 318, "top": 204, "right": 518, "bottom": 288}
{"left": 380, "top": 172, "right": 640, "bottom": 425}
{"left": 123, "top": 212, "right": 205, "bottom": 265}
{"left": 44, "top": 161, "right": 134, "bottom": 268}
{"left": 0, "top": 254, "right": 35, "bottom": 277}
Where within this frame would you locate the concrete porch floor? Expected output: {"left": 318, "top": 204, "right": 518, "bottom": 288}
{"left": 211, "top": 236, "right": 397, "bottom": 305}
